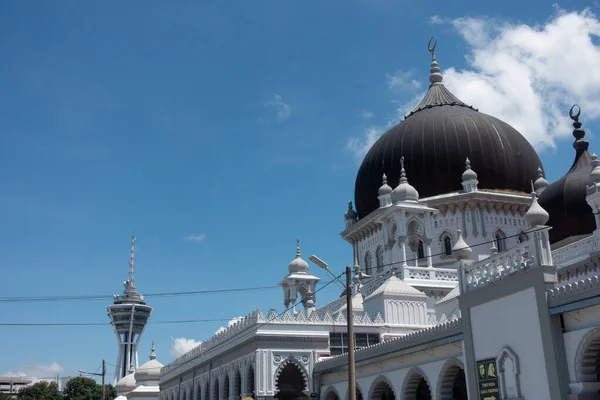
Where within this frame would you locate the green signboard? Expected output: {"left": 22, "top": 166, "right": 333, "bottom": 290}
{"left": 476, "top": 358, "right": 500, "bottom": 400}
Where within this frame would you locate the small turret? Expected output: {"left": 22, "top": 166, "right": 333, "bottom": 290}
{"left": 344, "top": 201, "right": 358, "bottom": 229}
{"left": 533, "top": 166, "right": 549, "bottom": 195}
{"left": 461, "top": 158, "right": 478, "bottom": 193}
{"left": 525, "top": 182, "right": 550, "bottom": 228}
{"left": 391, "top": 157, "right": 419, "bottom": 204}
{"left": 452, "top": 229, "right": 472, "bottom": 260}
{"left": 378, "top": 173, "right": 393, "bottom": 207}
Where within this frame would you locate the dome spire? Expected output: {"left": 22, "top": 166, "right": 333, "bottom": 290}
{"left": 534, "top": 166, "right": 549, "bottom": 195}
{"left": 400, "top": 157, "right": 408, "bottom": 184}
{"left": 378, "top": 173, "right": 393, "bottom": 208}
{"left": 525, "top": 181, "right": 549, "bottom": 227}
{"left": 391, "top": 157, "right": 419, "bottom": 203}
{"left": 571, "top": 104, "right": 589, "bottom": 156}
{"left": 296, "top": 237, "right": 301, "bottom": 258}
{"left": 428, "top": 37, "right": 443, "bottom": 85}
{"left": 461, "top": 157, "right": 478, "bottom": 193}
{"left": 149, "top": 340, "right": 156, "bottom": 360}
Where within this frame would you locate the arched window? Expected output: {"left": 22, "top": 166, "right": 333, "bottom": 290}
{"left": 418, "top": 240, "right": 425, "bottom": 259}
{"left": 364, "top": 251, "right": 372, "bottom": 275}
{"left": 444, "top": 236, "right": 452, "bottom": 255}
{"left": 518, "top": 232, "right": 528, "bottom": 243}
{"left": 495, "top": 231, "right": 506, "bottom": 252}
{"left": 376, "top": 246, "right": 384, "bottom": 272}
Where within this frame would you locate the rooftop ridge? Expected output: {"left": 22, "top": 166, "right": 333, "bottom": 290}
{"left": 315, "top": 318, "right": 462, "bottom": 371}
{"left": 547, "top": 274, "right": 600, "bottom": 306}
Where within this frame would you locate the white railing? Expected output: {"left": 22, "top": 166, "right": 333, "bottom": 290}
{"left": 462, "top": 241, "right": 536, "bottom": 292}
{"left": 404, "top": 266, "right": 459, "bottom": 282}
{"left": 552, "top": 235, "right": 597, "bottom": 267}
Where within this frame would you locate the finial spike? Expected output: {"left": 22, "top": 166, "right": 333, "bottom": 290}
{"left": 427, "top": 37, "right": 443, "bottom": 85}
{"left": 399, "top": 156, "right": 407, "bottom": 183}
{"left": 530, "top": 180, "right": 535, "bottom": 195}
{"left": 149, "top": 340, "right": 156, "bottom": 360}
{"left": 382, "top": 173, "right": 388, "bottom": 185}
{"left": 465, "top": 157, "right": 471, "bottom": 169}
{"left": 428, "top": 37, "right": 437, "bottom": 60}
{"left": 296, "top": 238, "right": 301, "bottom": 257}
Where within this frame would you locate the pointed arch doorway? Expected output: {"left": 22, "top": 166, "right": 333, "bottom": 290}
{"left": 275, "top": 362, "right": 309, "bottom": 400}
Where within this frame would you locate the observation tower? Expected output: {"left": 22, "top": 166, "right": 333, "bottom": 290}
{"left": 107, "top": 235, "right": 153, "bottom": 385}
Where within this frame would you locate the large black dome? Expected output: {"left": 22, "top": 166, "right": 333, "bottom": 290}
{"left": 538, "top": 109, "right": 596, "bottom": 244}
{"left": 354, "top": 48, "right": 543, "bottom": 219}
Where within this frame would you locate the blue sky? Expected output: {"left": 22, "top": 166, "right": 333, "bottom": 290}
{"left": 1, "top": 0, "right": 599, "bottom": 379}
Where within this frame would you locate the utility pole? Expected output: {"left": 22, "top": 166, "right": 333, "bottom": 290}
{"left": 345, "top": 266, "right": 356, "bottom": 400}
{"left": 102, "top": 360, "right": 106, "bottom": 400}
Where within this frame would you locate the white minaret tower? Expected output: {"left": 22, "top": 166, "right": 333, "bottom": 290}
{"left": 107, "top": 235, "right": 153, "bottom": 385}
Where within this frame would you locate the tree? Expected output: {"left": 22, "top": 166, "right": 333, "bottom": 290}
{"left": 1, "top": 393, "right": 13, "bottom": 400}
{"left": 62, "top": 377, "right": 116, "bottom": 400}
{"left": 18, "top": 381, "right": 62, "bottom": 400}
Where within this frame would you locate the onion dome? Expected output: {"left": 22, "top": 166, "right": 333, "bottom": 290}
{"left": 288, "top": 238, "right": 309, "bottom": 274}
{"left": 344, "top": 201, "right": 358, "bottom": 222}
{"left": 462, "top": 158, "right": 478, "bottom": 182}
{"left": 539, "top": 105, "right": 596, "bottom": 244}
{"left": 533, "top": 166, "right": 549, "bottom": 195}
{"left": 115, "top": 366, "right": 137, "bottom": 395}
{"left": 452, "top": 229, "right": 472, "bottom": 260}
{"left": 590, "top": 153, "right": 600, "bottom": 184}
{"left": 378, "top": 174, "right": 393, "bottom": 196}
{"left": 525, "top": 184, "right": 550, "bottom": 227}
{"left": 391, "top": 157, "right": 419, "bottom": 203}
{"left": 135, "top": 341, "right": 163, "bottom": 385}
{"left": 354, "top": 37, "right": 543, "bottom": 219}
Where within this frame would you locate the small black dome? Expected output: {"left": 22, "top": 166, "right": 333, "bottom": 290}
{"left": 354, "top": 50, "right": 543, "bottom": 219}
{"left": 538, "top": 108, "right": 596, "bottom": 244}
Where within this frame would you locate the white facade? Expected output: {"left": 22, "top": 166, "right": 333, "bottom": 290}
{"left": 157, "top": 40, "right": 600, "bottom": 400}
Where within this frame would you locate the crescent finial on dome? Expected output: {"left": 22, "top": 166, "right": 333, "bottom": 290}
{"left": 428, "top": 37, "right": 443, "bottom": 85}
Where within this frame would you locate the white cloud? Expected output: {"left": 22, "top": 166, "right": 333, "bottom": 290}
{"left": 361, "top": 110, "right": 375, "bottom": 119}
{"left": 169, "top": 337, "right": 201, "bottom": 358}
{"left": 386, "top": 70, "right": 422, "bottom": 91}
{"left": 430, "top": 15, "right": 444, "bottom": 25}
{"left": 214, "top": 316, "right": 244, "bottom": 335}
{"left": 266, "top": 94, "right": 291, "bottom": 121}
{"left": 184, "top": 234, "right": 206, "bottom": 242}
{"left": 5, "top": 362, "right": 64, "bottom": 379}
{"left": 348, "top": 8, "right": 600, "bottom": 159}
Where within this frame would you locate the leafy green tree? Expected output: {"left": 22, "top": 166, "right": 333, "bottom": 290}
{"left": 62, "top": 377, "right": 116, "bottom": 400}
{"left": 18, "top": 381, "right": 62, "bottom": 400}
{"left": 1, "top": 392, "right": 13, "bottom": 400}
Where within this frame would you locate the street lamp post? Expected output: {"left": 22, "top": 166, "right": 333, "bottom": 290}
{"left": 77, "top": 360, "right": 106, "bottom": 400}
{"left": 309, "top": 256, "right": 356, "bottom": 400}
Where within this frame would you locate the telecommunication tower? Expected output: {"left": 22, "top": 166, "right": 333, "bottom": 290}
{"left": 107, "top": 235, "right": 153, "bottom": 384}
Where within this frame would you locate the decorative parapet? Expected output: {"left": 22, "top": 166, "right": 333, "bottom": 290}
{"left": 161, "top": 306, "right": 390, "bottom": 376}
{"left": 462, "top": 240, "right": 536, "bottom": 292}
{"left": 404, "top": 266, "right": 459, "bottom": 282}
{"left": 552, "top": 235, "right": 597, "bottom": 268}
{"left": 547, "top": 275, "right": 600, "bottom": 307}
{"left": 314, "top": 318, "right": 462, "bottom": 372}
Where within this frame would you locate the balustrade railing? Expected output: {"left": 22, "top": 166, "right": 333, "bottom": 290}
{"left": 462, "top": 241, "right": 535, "bottom": 292}
{"left": 551, "top": 235, "right": 597, "bottom": 267}
{"left": 404, "top": 266, "right": 459, "bottom": 282}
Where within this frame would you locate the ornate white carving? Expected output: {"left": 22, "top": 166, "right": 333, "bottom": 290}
{"left": 552, "top": 235, "right": 597, "bottom": 267}
{"left": 463, "top": 240, "right": 536, "bottom": 292}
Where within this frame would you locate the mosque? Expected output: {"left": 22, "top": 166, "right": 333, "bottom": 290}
{"left": 151, "top": 38, "right": 600, "bottom": 400}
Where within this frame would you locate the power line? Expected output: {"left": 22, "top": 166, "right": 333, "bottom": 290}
{"left": 0, "top": 286, "right": 280, "bottom": 303}
{"left": 0, "top": 226, "right": 546, "bottom": 306}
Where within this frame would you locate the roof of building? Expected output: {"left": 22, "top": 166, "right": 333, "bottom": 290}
{"left": 353, "top": 39, "right": 543, "bottom": 219}
{"left": 364, "top": 275, "right": 426, "bottom": 300}
{"left": 134, "top": 342, "right": 163, "bottom": 385}
{"left": 539, "top": 106, "right": 596, "bottom": 244}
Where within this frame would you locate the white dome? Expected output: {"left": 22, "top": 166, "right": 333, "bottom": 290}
{"left": 288, "top": 239, "right": 309, "bottom": 274}
{"left": 115, "top": 369, "right": 137, "bottom": 395}
{"left": 378, "top": 174, "right": 393, "bottom": 196}
{"left": 391, "top": 157, "right": 419, "bottom": 204}
{"left": 461, "top": 158, "right": 478, "bottom": 182}
{"left": 135, "top": 342, "right": 164, "bottom": 385}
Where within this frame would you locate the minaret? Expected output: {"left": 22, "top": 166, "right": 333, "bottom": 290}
{"left": 107, "top": 235, "right": 153, "bottom": 385}
{"left": 278, "top": 239, "right": 321, "bottom": 315}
